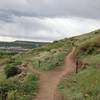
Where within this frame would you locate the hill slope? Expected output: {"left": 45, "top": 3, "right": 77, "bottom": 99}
{"left": 15, "top": 29, "right": 100, "bottom": 70}
{"left": 0, "top": 29, "right": 100, "bottom": 100}
{"left": 59, "top": 29, "right": 100, "bottom": 100}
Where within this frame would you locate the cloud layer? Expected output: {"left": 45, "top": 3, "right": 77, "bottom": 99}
{"left": 0, "top": 0, "right": 100, "bottom": 41}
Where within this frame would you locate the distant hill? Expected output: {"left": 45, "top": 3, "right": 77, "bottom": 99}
{"left": 0, "top": 40, "right": 49, "bottom": 52}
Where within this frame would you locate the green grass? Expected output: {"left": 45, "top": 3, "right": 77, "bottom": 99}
{"left": 0, "top": 74, "right": 39, "bottom": 100}
{"left": 59, "top": 67, "right": 100, "bottom": 100}
{"left": 15, "top": 38, "right": 73, "bottom": 70}
{"left": 32, "top": 51, "right": 65, "bottom": 70}
{"left": 0, "top": 51, "right": 17, "bottom": 58}
{"left": 59, "top": 29, "right": 100, "bottom": 100}
{"left": 82, "top": 54, "right": 100, "bottom": 66}
{"left": 0, "top": 29, "right": 100, "bottom": 100}
{"left": 0, "top": 69, "right": 6, "bottom": 81}
{"left": 0, "top": 55, "right": 39, "bottom": 100}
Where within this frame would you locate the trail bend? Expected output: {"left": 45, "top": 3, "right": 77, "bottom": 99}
{"left": 33, "top": 47, "right": 76, "bottom": 100}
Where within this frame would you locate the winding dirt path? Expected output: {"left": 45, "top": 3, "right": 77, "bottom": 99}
{"left": 31, "top": 47, "right": 76, "bottom": 100}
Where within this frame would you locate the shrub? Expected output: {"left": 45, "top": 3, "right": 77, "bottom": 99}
{"left": 0, "top": 52, "right": 17, "bottom": 58}
{"left": 22, "top": 74, "right": 39, "bottom": 95}
{"left": 78, "top": 36, "right": 100, "bottom": 55}
{"left": 0, "top": 79, "right": 20, "bottom": 100}
{"left": 32, "top": 51, "right": 65, "bottom": 70}
{"left": 94, "top": 31, "right": 98, "bottom": 34}
{"left": 0, "top": 74, "right": 39, "bottom": 100}
{"left": 4, "top": 63, "right": 21, "bottom": 78}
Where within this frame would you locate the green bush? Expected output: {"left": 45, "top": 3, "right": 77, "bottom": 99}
{"left": 32, "top": 51, "right": 65, "bottom": 70}
{"left": 0, "top": 79, "right": 20, "bottom": 100}
{"left": 0, "top": 52, "right": 17, "bottom": 58}
{"left": 77, "top": 36, "right": 100, "bottom": 56}
{"left": 21, "top": 74, "right": 39, "bottom": 96}
{"left": 4, "top": 63, "right": 21, "bottom": 78}
{"left": 0, "top": 74, "right": 39, "bottom": 100}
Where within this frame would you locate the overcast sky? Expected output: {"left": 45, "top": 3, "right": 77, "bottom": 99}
{"left": 0, "top": 0, "right": 100, "bottom": 42}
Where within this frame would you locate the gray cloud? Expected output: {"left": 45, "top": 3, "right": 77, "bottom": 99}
{"left": 0, "top": 16, "right": 100, "bottom": 42}
{"left": 0, "top": 0, "right": 100, "bottom": 42}
{"left": 0, "top": 0, "right": 100, "bottom": 19}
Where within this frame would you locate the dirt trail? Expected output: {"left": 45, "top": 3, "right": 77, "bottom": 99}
{"left": 31, "top": 47, "right": 76, "bottom": 100}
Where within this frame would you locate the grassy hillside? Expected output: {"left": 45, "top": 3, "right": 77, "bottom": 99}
{"left": 0, "top": 59, "right": 39, "bottom": 100}
{"left": 14, "top": 38, "right": 73, "bottom": 70}
{"left": 0, "top": 29, "right": 100, "bottom": 99}
{"left": 59, "top": 29, "right": 100, "bottom": 100}
{"left": 59, "top": 68, "right": 100, "bottom": 100}
{"left": 14, "top": 29, "right": 100, "bottom": 70}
